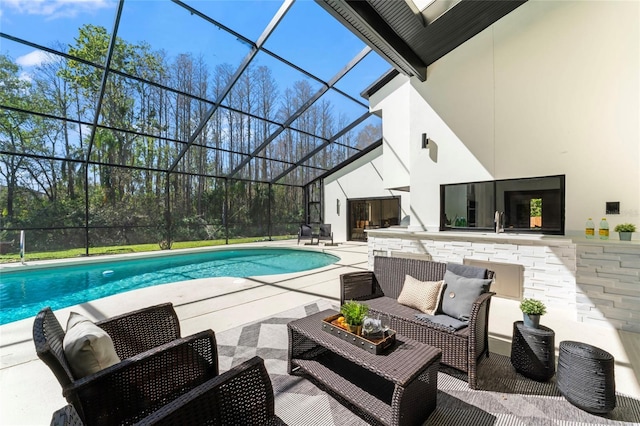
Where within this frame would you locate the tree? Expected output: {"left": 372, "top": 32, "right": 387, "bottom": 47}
{"left": 254, "top": 65, "right": 278, "bottom": 180}
{"left": 60, "top": 24, "right": 165, "bottom": 205}
{"left": 356, "top": 123, "right": 381, "bottom": 149}
{"left": 34, "top": 44, "right": 84, "bottom": 201}
{"left": 0, "top": 54, "right": 51, "bottom": 220}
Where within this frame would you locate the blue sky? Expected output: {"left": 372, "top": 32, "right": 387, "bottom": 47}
{"left": 0, "top": 0, "right": 392, "bottom": 110}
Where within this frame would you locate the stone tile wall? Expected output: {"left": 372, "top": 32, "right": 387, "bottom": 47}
{"left": 576, "top": 242, "right": 640, "bottom": 333}
{"left": 367, "top": 231, "right": 640, "bottom": 333}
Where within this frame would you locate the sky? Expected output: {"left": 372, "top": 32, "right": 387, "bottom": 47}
{"left": 0, "top": 0, "right": 393, "bottom": 112}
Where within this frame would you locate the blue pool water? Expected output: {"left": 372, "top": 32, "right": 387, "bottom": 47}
{"left": 0, "top": 248, "right": 339, "bottom": 325}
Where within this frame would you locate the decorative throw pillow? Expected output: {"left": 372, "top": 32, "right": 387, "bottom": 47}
{"left": 446, "top": 262, "right": 487, "bottom": 279}
{"left": 397, "top": 275, "right": 444, "bottom": 315}
{"left": 63, "top": 312, "right": 121, "bottom": 379}
{"left": 440, "top": 270, "right": 492, "bottom": 321}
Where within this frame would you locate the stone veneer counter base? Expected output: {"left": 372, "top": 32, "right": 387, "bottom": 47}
{"left": 366, "top": 229, "right": 640, "bottom": 333}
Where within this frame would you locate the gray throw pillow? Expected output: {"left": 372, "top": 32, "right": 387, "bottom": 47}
{"left": 446, "top": 262, "right": 487, "bottom": 278}
{"left": 440, "top": 270, "right": 492, "bottom": 321}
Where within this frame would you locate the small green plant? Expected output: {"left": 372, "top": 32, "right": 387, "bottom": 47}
{"left": 340, "top": 300, "right": 369, "bottom": 326}
{"left": 519, "top": 298, "right": 546, "bottom": 316}
{"left": 614, "top": 223, "right": 636, "bottom": 233}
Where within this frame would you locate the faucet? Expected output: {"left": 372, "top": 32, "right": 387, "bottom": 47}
{"left": 495, "top": 211, "right": 505, "bottom": 233}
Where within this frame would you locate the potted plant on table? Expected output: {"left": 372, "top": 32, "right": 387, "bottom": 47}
{"left": 340, "top": 300, "right": 369, "bottom": 336}
{"left": 614, "top": 223, "right": 636, "bottom": 241}
{"left": 519, "top": 298, "right": 547, "bottom": 329}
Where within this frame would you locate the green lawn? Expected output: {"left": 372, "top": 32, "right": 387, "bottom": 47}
{"left": 0, "top": 235, "right": 296, "bottom": 264}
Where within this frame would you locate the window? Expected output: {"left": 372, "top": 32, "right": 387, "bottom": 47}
{"left": 440, "top": 175, "right": 565, "bottom": 234}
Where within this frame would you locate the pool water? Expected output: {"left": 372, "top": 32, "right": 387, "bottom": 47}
{"left": 0, "top": 248, "right": 339, "bottom": 325}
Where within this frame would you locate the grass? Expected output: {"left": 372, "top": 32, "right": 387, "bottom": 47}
{"left": 0, "top": 235, "right": 296, "bottom": 264}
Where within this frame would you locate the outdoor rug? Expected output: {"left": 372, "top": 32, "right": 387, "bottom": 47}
{"left": 216, "top": 300, "right": 640, "bottom": 425}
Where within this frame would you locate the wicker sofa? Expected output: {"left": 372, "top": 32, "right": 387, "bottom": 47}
{"left": 340, "top": 256, "right": 495, "bottom": 389}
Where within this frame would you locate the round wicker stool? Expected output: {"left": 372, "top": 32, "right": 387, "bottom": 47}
{"left": 557, "top": 341, "right": 616, "bottom": 414}
{"left": 510, "top": 321, "right": 555, "bottom": 381}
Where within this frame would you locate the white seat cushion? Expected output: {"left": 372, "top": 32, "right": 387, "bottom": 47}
{"left": 63, "top": 312, "right": 121, "bottom": 379}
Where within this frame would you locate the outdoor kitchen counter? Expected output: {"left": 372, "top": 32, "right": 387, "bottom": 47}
{"left": 366, "top": 227, "right": 640, "bottom": 245}
{"left": 366, "top": 228, "right": 640, "bottom": 333}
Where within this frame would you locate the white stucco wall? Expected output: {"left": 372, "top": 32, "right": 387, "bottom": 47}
{"left": 323, "top": 146, "right": 410, "bottom": 242}
{"left": 368, "top": 0, "right": 640, "bottom": 234}
{"left": 378, "top": 79, "right": 412, "bottom": 192}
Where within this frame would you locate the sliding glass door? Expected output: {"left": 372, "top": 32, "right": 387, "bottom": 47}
{"left": 348, "top": 197, "right": 400, "bottom": 241}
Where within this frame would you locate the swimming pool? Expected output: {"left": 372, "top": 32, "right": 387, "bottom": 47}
{"left": 0, "top": 248, "right": 339, "bottom": 325}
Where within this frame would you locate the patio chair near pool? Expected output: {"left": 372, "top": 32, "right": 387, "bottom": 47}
{"left": 297, "top": 224, "right": 314, "bottom": 245}
{"left": 317, "top": 223, "right": 334, "bottom": 245}
{"left": 50, "top": 356, "right": 286, "bottom": 425}
{"left": 33, "top": 303, "right": 219, "bottom": 426}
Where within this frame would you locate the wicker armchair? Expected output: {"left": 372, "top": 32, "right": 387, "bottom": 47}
{"left": 34, "top": 303, "right": 219, "bottom": 426}
{"left": 340, "top": 256, "right": 495, "bottom": 389}
{"left": 51, "top": 405, "right": 84, "bottom": 426}
{"left": 51, "top": 357, "right": 286, "bottom": 426}
{"left": 136, "top": 356, "right": 286, "bottom": 425}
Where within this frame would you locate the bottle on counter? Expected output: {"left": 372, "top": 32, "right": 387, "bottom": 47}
{"left": 599, "top": 218, "right": 609, "bottom": 240}
{"left": 585, "top": 218, "right": 595, "bottom": 239}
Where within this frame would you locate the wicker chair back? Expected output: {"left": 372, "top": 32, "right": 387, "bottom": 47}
{"left": 373, "top": 256, "right": 448, "bottom": 299}
{"left": 33, "top": 307, "right": 75, "bottom": 388}
{"left": 34, "top": 303, "right": 225, "bottom": 426}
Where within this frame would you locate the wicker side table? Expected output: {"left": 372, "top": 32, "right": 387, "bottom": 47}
{"left": 510, "top": 321, "right": 555, "bottom": 382}
{"left": 557, "top": 341, "right": 616, "bottom": 414}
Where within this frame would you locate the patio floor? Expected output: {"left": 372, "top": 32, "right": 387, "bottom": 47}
{"left": 1, "top": 240, "right": 638, "bottom": 425}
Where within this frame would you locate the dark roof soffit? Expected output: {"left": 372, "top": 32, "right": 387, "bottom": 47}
{"left": 361, "top": 68, "right": 400, "bottom": 100}
{"left": 318, "top": 0, "right": 527, "bottom": 85}
{"left": 315, "top": 0, "right": 427, "bottom": 80}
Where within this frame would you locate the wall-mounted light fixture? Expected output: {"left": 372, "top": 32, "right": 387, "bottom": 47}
{"left": 421, "top": 133, "right": 430, "bottom": 149}
{"left": 336, "top": 199, "right": 341, "bottom": 216}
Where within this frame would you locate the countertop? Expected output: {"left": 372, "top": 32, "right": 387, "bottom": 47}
{"left": 365, "top": 227, "right": 640, "bottom": 247}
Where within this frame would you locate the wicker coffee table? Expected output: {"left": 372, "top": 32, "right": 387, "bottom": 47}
{"left": 288, "top": 309, "right": 441, "bottom": 426}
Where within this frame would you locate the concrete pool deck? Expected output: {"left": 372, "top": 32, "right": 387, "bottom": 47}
{"left": 1, "top": 240, "right": 638, "bottom": 425}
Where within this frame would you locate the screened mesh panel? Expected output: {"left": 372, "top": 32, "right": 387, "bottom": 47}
{"left": 271, "top": 185, "right": 305, "bottom": 236}
{"left": 182, "top": 0, "right": 282, "bottom": 44}
{"left": 21, "top": 229, "right": 87, "bottom": 254}
{"left": 0, "top": 0, "right": 386, "bottom": 255}
{"left": 289, "top": 88, "right": 368, "bottom": 138}
{"left": 170, "top": 175, "right": 227, "bottom": 243}
{"left": 262, "top": 0, "right": 366, "bottom": 82}
{"left": 338, "top": 116, "right": 383, "bottom": 149}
